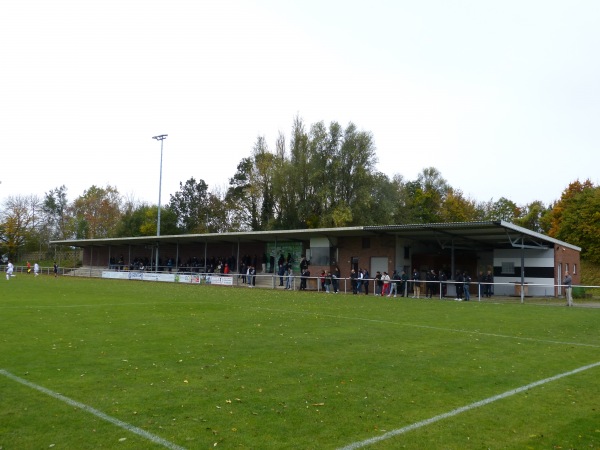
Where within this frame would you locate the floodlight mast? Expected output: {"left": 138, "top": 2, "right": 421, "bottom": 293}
{"left": 152, "top": 134, "right": 167, "bottom": 271}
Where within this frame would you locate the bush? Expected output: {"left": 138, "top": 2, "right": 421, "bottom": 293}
{"left": 572, "top": 286, "right": 586, "bottom": 298}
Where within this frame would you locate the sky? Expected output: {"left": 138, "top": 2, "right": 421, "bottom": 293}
{"left": 2, "top": 0, "right": 599, "bottom": 209}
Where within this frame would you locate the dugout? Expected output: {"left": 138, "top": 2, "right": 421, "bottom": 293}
{"left": 51, "top": 220, "right": 580, "bottom": 297}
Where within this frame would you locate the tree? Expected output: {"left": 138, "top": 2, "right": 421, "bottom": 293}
{"left": 545, "top": 180, "right": 600, "bottom": 263}
{"left": 205, "top": 185, "right": 234, "bottom": 233}
{"left": 277, "top": 117, "right": 315, "bottom": 228}
{"left": 332, "top": 123, "right": 378, "bottom": 226}
{"left": 439, "top": 188, "right": 480, "bottom": 223}
{"left": 359, "top": 172, "right": 396, "bottom": 225}
{"left": 395, "top": 167, "right": 450, "bottom": 224}
{"left": 0, "top": 195, "right": 39, "bottom": 258}
{"left": 226, "top": 137, "right": 277, "bottom": 231}
{"left": 513, "top": 200, "right": 548, "bottom": 233}
{"left": 42, "top": 185, "right": 74, "bottom": 240}
{"left": 168, "top": 177, "right": 212, "bottom": 233}
{"left": 269, "top": 119, "right": 380, "bottom": 229}
{"left": 70, "top": 185, "right": 122, "bottom": 239}
{"left": 226, "top": 157, "right": 256, "bottom": 231}
{"left": 115, "top": 202, "right": 179, "bottom": 237}
{"left": 486, "top": 197, "right": 521, "bottom": 222}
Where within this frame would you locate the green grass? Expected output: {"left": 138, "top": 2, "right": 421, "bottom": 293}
{"left": 1, "top": 276, "right": 599, "bottom": 449}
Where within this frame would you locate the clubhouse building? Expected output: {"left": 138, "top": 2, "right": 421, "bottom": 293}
{"left": 51, "top": 221, "right": 580, "bottom": 298}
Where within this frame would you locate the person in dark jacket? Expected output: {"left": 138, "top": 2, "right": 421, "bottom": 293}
{"left": 412, "top": 268, "right": 421, "bottom": 298}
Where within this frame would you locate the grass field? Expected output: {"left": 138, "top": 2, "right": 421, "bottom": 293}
{"left": 1, "top": 275, "right": 599, "bottom": 449}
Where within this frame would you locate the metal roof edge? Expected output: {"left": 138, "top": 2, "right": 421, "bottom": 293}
{"left": 49, "top": 222, "right": 582, "bottom": 253}
{"left": 49, "top": 226, "right": 368, "bottom": 246}
{"left": 363, "top": 221, "right": 497, "bottom": 231}
{"left": 498, "top": 220, "right": 582, "bottom": 251}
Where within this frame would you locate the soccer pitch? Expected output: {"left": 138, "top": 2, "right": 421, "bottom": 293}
{"left": 1, "top": 276, "right": 599, "bottom": 449}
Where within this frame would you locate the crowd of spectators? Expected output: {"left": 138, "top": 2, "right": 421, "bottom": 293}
{"left": 108, "top": 255, "right": 238, "bottom": 274}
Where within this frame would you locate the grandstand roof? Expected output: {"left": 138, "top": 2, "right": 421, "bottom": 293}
{"left": 51, "top": 221, "right": 580, "bottom": 252}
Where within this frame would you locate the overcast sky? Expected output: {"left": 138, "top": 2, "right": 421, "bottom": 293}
{"left": 2, "top": 0, "right": 599, "bottom": 209}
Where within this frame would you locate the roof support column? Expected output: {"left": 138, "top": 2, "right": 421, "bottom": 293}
{"left": 450, "top": 240, "right": 455, "bottom": 280}
{"left": 520, "top": 236, "right": 525, "bottom": 304}
{"left": 236, "top": 240, "right": 240, "bottom": 274}
{"left": 204, "top": 241, "right": 208, "bottom": 273}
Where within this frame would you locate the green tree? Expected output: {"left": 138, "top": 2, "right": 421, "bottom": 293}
{"left": 205, "top": 186, "right": 234, "bottom": 233}
{"left": 168, "top": 177, "right": 215, "bottom": 233}
{"left": 487, "top": 197, "right": 521, "bottom": 222}
{"left": 513, "top": 200, "right": 548, "bottom": 233}
{"left": 271, "top": 118, "right": 380, "bottom": 229}
{"left": 226, "top": 157, "right": 256, "bottom": 231}
{"left": 359, "top": 172, "right": 396, "bottom": 226}
{"left": 115, "top": 202, "right": 179, "bottom": 237}
{"left": 331, "top": 123, "right": 378, "bottom": 226}
{"left": 42, "top": 185, "right": 74, "bottom": 241}
{"left": 226, "top": 137, "right": 277, "bottom": 231}
{"left": 396, "top": 167, "right": 450, "bottom": 224}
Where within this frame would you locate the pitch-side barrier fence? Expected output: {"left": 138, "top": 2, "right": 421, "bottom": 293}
{"left": 5, "top": 265, "right": 599, "bottom": 303}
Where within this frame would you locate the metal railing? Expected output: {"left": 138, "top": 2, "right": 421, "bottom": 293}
{"left": 4, "top": 264, "right": 598, "bottom": 303}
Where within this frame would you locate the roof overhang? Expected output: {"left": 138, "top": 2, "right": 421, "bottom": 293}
{"left": 50, "top": 221, "right": 581, "bottom": 253}
{"left": 363, "top": 221, "right": 581, "bottom": 252}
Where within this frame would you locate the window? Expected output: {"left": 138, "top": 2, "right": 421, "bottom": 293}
{"left": 501, "top": 262, "right": 515, "bottom": 274}
{"left": 310, "top": 247, "right": 330, "bottom": 265}
{"left": 362, "top": 238, "right": 370, "bottom": 249}
{"left": 573, "top": 264, "right": 577, "bottom": 274}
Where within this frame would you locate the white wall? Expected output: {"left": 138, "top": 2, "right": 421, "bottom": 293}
{"left": 493, "top": 248, "right": 555, "bottom": 297}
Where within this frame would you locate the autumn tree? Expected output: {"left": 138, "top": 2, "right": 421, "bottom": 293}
{"left": 544, "top": 180, "right": 600, "bottom": 263}
{"left": 438, "top": 188, "right": 480, "bottom": 223}
{"left": 70, "top": 185, "right": 122, "bottom": 239}
{"left": 0, "top": 195, "right": 39, "bottom": 258}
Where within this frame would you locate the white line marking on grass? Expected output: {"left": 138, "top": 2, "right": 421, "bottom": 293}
{"left": 253, "top": 307, "right": 600, "bottom": 349}
{"left": 0, "top": 369, "right": 186, "bottom": 450}
{"left": 405, "top": 323, "right": 600, "bottom": 348}
{"left": 338, "top": 360, "right": 600, "bottom": 449}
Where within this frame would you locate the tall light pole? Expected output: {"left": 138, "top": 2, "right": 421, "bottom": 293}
{"left": 152, "top": 134, "right": 167, "bottom": 271}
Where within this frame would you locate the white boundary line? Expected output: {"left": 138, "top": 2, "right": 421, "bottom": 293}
{"left": 401, "top": 323, "right": 600, "bottom": 348}
{"left": 0, "top": 369, "right": 186, "bottom": 450}
{"left": 338, "top": 361, "right": 600, "bottom": 449}
{"left": 253, "top": 307, "right": 600, "bottom": 349}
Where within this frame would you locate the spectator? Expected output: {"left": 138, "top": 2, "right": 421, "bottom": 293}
{"left": 563, "top": 270, "right": 573, "bottom": 306}
{"left": 412, "top": 268, "right": 421, "bottom": 298}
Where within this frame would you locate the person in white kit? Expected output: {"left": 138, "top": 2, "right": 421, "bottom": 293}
{"left": 6, "top": 260, "right": 14, "bottom": 280}
{"left": 34, "top": 262, "right": 40, "bottom": 276}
